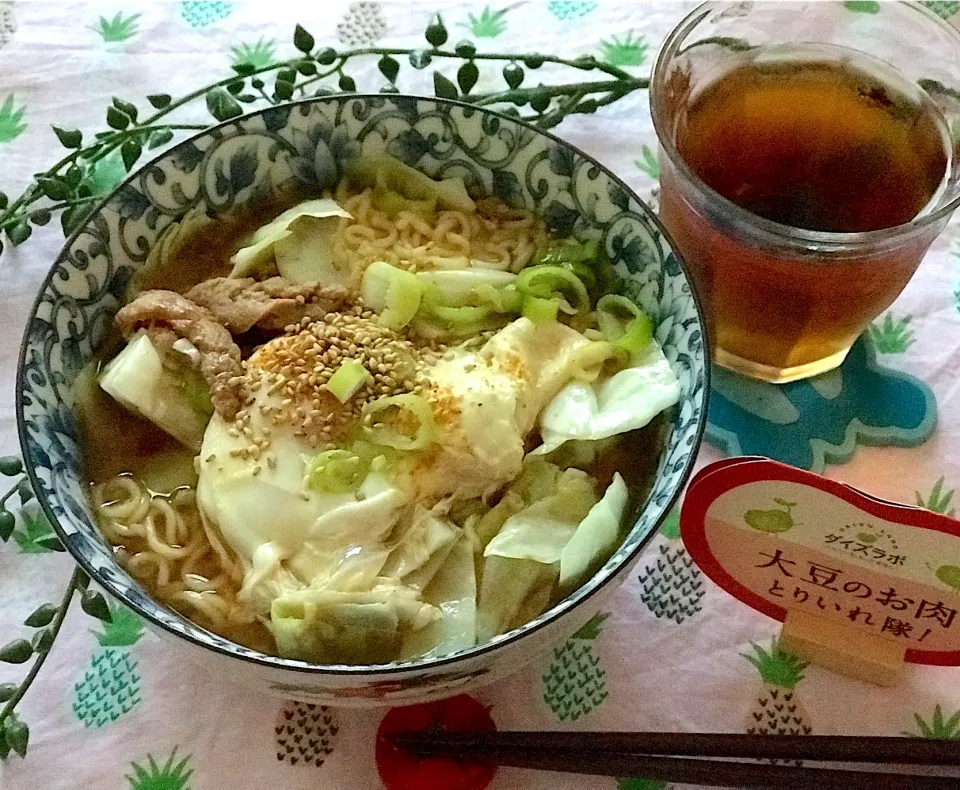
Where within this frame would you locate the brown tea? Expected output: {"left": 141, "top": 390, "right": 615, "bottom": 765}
{"left": 658, "top": 47, "right": 952, "bottom": 381}
{"left": 675, "top": 54, "right": 949, "bottom": 233}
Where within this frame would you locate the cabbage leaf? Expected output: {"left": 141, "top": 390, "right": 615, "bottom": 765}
{"left": 401, "top": 534, "right": 477, "bottom": 658}
{"left": 507, "top": 569, "right": 556, "bottom": 632}
{"left": 229, "top": 198, "right": 351, "bottom": 280}
{"left": 474, "top": 491, "right": 524, "bottom": 550}
{"left": 536, "top": 340, "right": 681, "bottom": 456}
{"left": 346, "top": 155, "right": 475, "bottom": 214}
{"left": 381, "top": 506, "right": 460, "bottom": 581}
{"left": 269, "top": 584, "right": 438, "bottom": 665}
{"left": 137, "top": 446, "right": 200, "bottom": 494}
{"left": 197, "top": 408, "right": 409, "bottom": 585}
{"left": 99, "top": 331, "right": 212, "bottom": 451}
{"left": 403, "top": 534, "right": 460, "bottom": 593}
{"left": 484, "top": 468, "right": 598, "bottom": 564}
{"left": 559, "top": 473, "right": 628, "bottom": 590}
{"left": 475, "top": 555, "right": 556, "bottom": 643}
{"left": 480, "top": 317, "right": 595, "bottom": 434}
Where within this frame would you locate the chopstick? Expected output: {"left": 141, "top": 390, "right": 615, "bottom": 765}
{"left": 395, "top": 732, "right": 960, "bottom": 763}
{"left": 392, "top": 731, "right": 960, "bottom": 789}
{"left": 404, "top": 747, "right": 958, "bottom": 789}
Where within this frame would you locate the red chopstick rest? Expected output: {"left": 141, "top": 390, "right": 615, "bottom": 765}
{"left": 376, "top": 694, "right": 497, "bottom": 790}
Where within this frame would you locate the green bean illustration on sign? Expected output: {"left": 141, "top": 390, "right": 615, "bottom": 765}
{"left": 933, "top": 564, "right": 960, "bottom": 593}
{"left": 744, "top": 499, "right": 797, "bottom": 534}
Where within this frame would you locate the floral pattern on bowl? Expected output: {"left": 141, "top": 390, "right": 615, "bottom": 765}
{"left": 17, "top": 95, "right": 708, "bottom": 705}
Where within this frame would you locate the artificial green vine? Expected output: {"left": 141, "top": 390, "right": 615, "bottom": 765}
{"left": 0, "top": 17, "right": 648, "bottom": 256}
{"left": 0, "top": 456, "right": 114, "bottom": 760}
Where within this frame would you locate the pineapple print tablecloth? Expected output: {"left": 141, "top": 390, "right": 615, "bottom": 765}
{"left": 3, "top": 3, "right": 960, "bottom": 789}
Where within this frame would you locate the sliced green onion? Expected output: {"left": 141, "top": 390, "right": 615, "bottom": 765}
{"left": 596, "top": 293, "right": 645, "bottom": 328}
{"left": 474, "top": 283, "right": 503, "bottom": 310}
{"left": 429, "top": 302, "right": 493, "bottom": 326}
{"left": 516, "top": 264, "right": 590, "bottom": 313}
{"left": 382, "top": 277, "right": 423, "bottom": 330}
{"left": 414, "top": 282, "right": 513, "bottom": 339}
{"left": 362, "top": 393, "right": 437, "bottom": 451}
{"left": 326, "top": 359, "right": 371, "bottom": 403}
{"left": 305, "top": 449, "right": 369, "bottom": 494}
{"left": 617, "top": 313, "right": 653, "bottom": 353}
{"left": 349, "top": 439, "right": 394, "bottom": 473}
{"left": 412, "top": 314, "right": 509, "bottom": 342}
{"left": 499, "top": 286, "right": 523, "bottom": 313}
{"left": 361, "top": 261, "right": 396, "bottom": 311}
{"left": 569, "top": 341, "right": 624, "bottom": 382}
{"left": 596, "top": 294, "right": 653, "bottom": 353}
{"left": 373, "top": 180, "right": 437, "bottom": 218}
{"left": 532, "top": 238, "right": 600, "bottom": 267}
{"left": 421, "top": 284, "right": 496, "bottom": 328}
{"left": 556, "top": 296, "right": 578, "bottom": 316}
{"left": 564, "top": 260, "right": 599, "bottom": 294}
{"left": 582, "top": 327, "right": 605, "bottom": 342}
{"left": 415, "top": 270, "right": 517, "bottom": 307}
{"left": 522, "top": 295, "right": 559, "bottom": 324}
{"left": 180, "top": 368, "right": 214, "bottom": 418}
{"left": 474, "top": 283, "right": 522, "bottom": 314}
{"left": 361, "top": 261, "right": 423, "bottom": 330}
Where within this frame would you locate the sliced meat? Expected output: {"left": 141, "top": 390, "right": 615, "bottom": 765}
{"left": 116, "top": 290, "right": 246, "bottom": 421}
{"left": 140, "top": 325, "right": 180, "bottom": 368}
{"left": 185, "top": 277, "right": 349, "bottom": 334}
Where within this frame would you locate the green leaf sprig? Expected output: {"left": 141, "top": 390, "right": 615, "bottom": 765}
{"left": 0, "top": 566, "right": 87, "bottom": 760}
{"left": 0, "top": 17, "right": 648, "bottom": 258}
{"left": 0, "top": 458, "right": 117, "bottom": 760}
{"left": 0, "top": 456, "right": 61, "bottom": 551}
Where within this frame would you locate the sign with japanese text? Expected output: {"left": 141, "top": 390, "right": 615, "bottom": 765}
{"left": 681, "top": 458, "right": 960, "bottom": 666}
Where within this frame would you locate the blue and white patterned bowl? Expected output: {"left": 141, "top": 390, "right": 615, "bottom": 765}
{"left": 17, "top": 96, "right": 708, "bottom": 706}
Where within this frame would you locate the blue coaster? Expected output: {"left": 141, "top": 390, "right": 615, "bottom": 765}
{"left": 705, "top": 337, "right": 937, "bottom": 472}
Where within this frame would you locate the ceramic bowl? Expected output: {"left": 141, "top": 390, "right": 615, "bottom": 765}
{"left": 17, "top": 95, "right": 708, "bottom": 706}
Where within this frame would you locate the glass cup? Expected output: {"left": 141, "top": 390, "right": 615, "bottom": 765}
{"left": 650, "top": 1, "right": 960, "bottom": 383}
